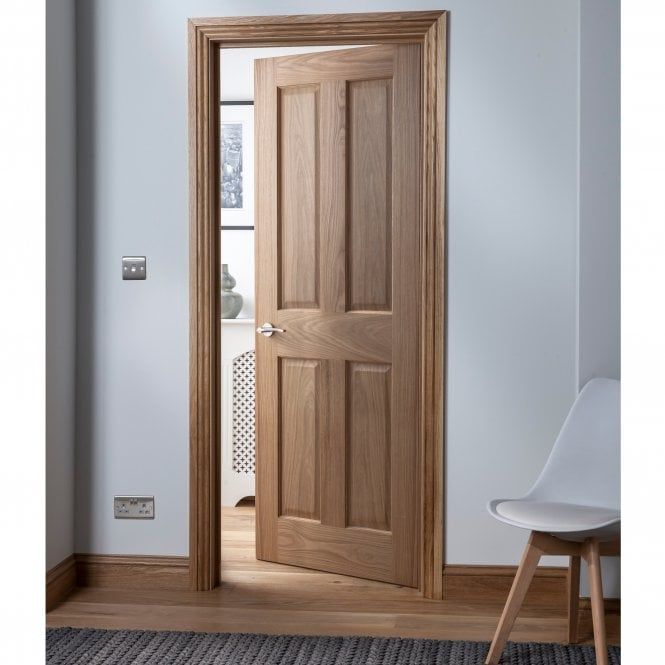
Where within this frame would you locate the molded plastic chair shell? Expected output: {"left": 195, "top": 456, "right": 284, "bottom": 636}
{"left": 488, "top": 378, "right": 620, "bottom": 541}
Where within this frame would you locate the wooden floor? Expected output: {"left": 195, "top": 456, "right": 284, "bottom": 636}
{"left": 47, "top": 506, "right": 619, "bottom": 644}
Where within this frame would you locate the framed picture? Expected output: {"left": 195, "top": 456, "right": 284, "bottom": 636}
{"left": 220, "top": 102, "right": 254, "bottom": 229}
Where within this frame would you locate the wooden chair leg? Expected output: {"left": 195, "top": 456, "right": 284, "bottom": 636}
{"left": 567, "top": 555, "right": 581, "bottom": 643}
{"left": 583, "top": 539, "right": 608, "bottom": 665}
{"left": 485, "top": 532, "right": 542, "bottom": 665}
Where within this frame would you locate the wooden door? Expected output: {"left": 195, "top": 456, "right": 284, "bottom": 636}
{"left": 254, "top": 44, "right": 421, "bottom": 587}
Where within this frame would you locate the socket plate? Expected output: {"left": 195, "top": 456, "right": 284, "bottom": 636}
{"left": 122, "top": 256, "right": 147, "bottom": 280}
{"left": 114, "top": 495, "right": 154, "bottom": 519}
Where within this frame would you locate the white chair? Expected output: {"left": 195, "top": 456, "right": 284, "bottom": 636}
{"left": 485, "top": 378, "right": 620, "bottom": 665}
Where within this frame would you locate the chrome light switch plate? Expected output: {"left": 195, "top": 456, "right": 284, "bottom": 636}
{"left": 122, "top": 256, "right": 146, "bottom": 280}
{"left": 114, "top": 495, "right": 154, "bottom": 519}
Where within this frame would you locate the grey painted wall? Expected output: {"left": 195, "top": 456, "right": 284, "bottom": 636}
{"left": 46, "top": 0, "right": 77, "bottom": 571}
{"left": 73, "top": 0, "right": 619, "bottom": 594}
{"left": 578, "top": 0, "right": 620, "bottom": 387}
{"left": 577, "top": 0, "right": 621, "bottom": 598}
{"left": 442, "top": 1, "right": 579, "bottom": 569}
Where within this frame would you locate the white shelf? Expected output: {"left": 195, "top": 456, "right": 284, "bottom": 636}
{"left": 221, "top": 318, "right": 255, "bottom": 325}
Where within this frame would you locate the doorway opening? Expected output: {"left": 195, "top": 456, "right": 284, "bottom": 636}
{"left": 220, "top": 43, "right": 384, "bottom": 590}
{"left": 189, "top": 11, "right": 447, "bottom": 599}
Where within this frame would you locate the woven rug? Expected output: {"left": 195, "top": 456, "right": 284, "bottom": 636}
{"left": 46, "top": 628, "right": 621, "bottom": 664}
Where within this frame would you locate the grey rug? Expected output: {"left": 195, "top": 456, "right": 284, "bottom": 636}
{"left": 46, "top": 628, "right": 620, "bottom": 665}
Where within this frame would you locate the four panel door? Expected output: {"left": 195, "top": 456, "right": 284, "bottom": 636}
{"left": 254, "top": 44, "right": 422, "bottom": 586}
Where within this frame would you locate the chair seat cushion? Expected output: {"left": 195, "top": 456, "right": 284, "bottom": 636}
{"left": 491, "top": 500, "right": 620, "bottom": 533}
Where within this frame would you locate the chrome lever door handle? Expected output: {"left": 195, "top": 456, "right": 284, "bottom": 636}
{"left": 256, "top": 322, "right": 284, "bottom": 337}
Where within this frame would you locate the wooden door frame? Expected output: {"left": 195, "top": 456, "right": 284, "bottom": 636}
{"left": 189, "top": 10, "right": 447, "bottom": 598}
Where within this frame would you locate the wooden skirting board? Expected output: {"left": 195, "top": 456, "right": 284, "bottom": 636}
{"left": 443, "top": 565, "right": 619, "bottom": 612}
{"left": 46, "top": 554, "right": 76, "bottom": 611}
{"left": 444, "top": 564, "right": 568, "bottom": 606}
{"left": 75, "top": 554, "right": 190, "bottom": 591}
{"left": 47, "top": 555, "right": 619, "bottom": 614}
{"left": 46, "top": 553, "right": 189, "bottom": 609}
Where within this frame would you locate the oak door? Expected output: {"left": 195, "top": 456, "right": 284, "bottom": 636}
{"left": 254, "top": 44, "right": 421, "bottom": 587}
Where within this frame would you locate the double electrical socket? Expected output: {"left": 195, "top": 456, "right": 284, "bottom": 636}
{"left": 114, "top": 495, "right": 154, "bottom": 519}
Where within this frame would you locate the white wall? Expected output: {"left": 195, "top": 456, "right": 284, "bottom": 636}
{"left": 73, "top": 0, "right": 619, "bottom": 595}
{"left": 46, "top": 0, "right": 77, "bottom": 571}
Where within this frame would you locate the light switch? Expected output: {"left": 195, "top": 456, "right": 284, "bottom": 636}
{"left": 122, "top": 256, "right": 146, "bottom": 280}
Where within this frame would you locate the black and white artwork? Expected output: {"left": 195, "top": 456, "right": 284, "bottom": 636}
{"left": 220, "top": 103, "right": 254, "bottom": 228}
{"left": 221, "top": 123, "right": 243, "bottom": 209}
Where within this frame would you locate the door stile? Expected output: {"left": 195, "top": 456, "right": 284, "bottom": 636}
{"left": 390, "top": 44, "right": 422, "bottom": 587}
{"left": 320, "top": 359, "right": 347, "bottom": 528}
{"left": 319, "top": 79, "right": 347, "bottom": 315}
{"left": 254, "top": 57, "right": 279, "bottom": 562}
{"left": 319, "top": 77, "right": 348, "bottom": 530}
